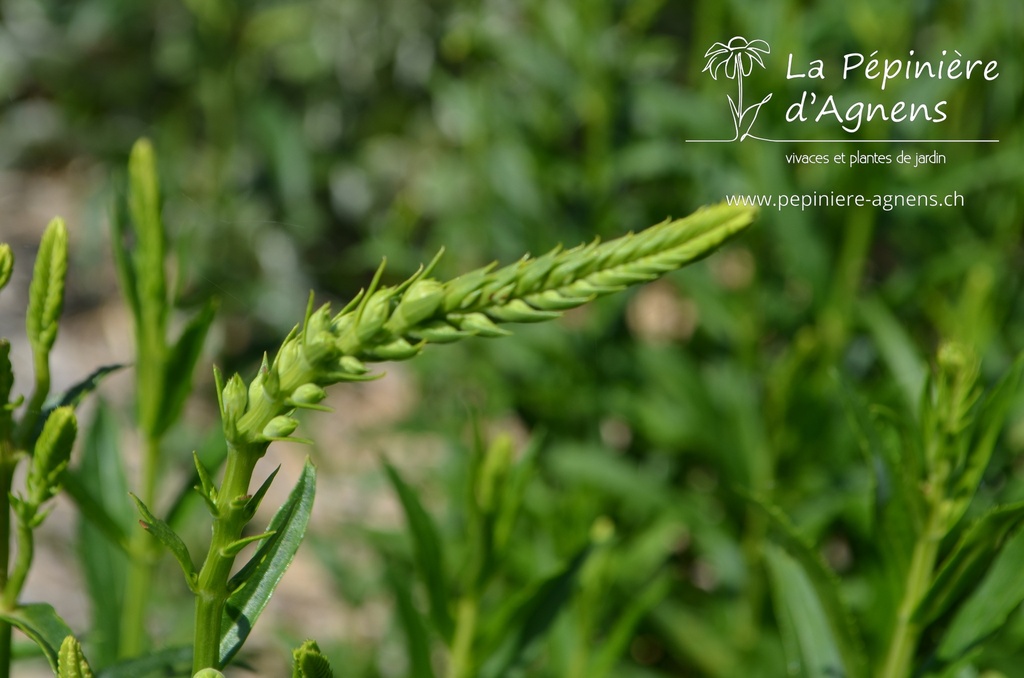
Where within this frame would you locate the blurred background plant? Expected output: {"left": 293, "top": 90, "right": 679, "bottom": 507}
{"left": 1, "top": 0, "right": 1023, "bottom": 676}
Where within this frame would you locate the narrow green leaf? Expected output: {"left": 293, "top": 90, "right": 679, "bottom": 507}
{"left": 30, "top": 364, "right": 128, "bottom": 447}
{"left": 220, "top": 459, "right": 317, "bottom": 667}
{"left": 385, "top": 567, "right": 435, "bottom": 678}
{"left": 383, "top": 459, "right": 454, "bottom": 642}
{"left": 751, "top": 496, "right": 867, "bottom": 678}
{"left": 764, "top": 544, "right": 849, "bottom": 678}
{"left": 916, "top": 501, "right": 1024, "bottom": 626}
{"left": 858, "top": 297, "right": 926, "bottom": 417}
{"left": 649, "top": 600, "right": 737, "bottom": 678}
{"left": 74, "top": 403, "right": 132, "bottom": 667}
{"left": 0, "top": 242, "right": 12, "bottom": 291}
{"left": 155, "top": 299, "right": 217, "bottom": 436}
{"left": 58, "top": 635, "right": 95, "bottom": 678}
{"left": 95, "top": 646, "right": 193, "bottom": 678}
{"left": 0, "top": 603, "right": 75, "bottom": 671}
{"left": 193, "top": 451, "right": 219, "bottom": 515}
{"left": 167, "top": 432, "right": 229, "bottom": 530}
{"left": 945, "top": 354, "right": 1024, "bottom": 531}
{"left": 589, "top": 574, "right": 672, "bottom": 678}
{"left": 291, "top": 639, "right": 334, "bottom": 678}
{"left": 110, "top": 188, "right": 141, "bottom": 325}
{"left": 479, "top": 546, "right": 590, "bottom": 678}
{"left": 45, "top": 363, "right": 129, "bottom": 413}
{"left": 0, "top": 339, "right": 13, "bottom": 441}
{"left": 938, "top": 526, "right": 1024, "bottom": 660}
{"left": 26, "top": 217, "right": 68, "bottom": 353}
{"left": 65, "top": 472, "right": 131, "bottom": 553}
{"left": 836, "top": 371, "right": 921, "bottom": 589}
{"left": 242, "top": 466, "right": 280, "bottom": 520}
{"left": 220, "top": 531, "right": 276, "bottom": 558}
{"left": 130, "top": 493, "right": 197, "bottom": 587}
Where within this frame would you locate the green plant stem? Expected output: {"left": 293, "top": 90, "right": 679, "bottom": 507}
{"left": 878, "top": 506, "right": 945, "bottom": 678}
{"left": 0, "top": 454, "right": 14, "bottom": 678}
{"left": 192, "top": 444, "right": 261, "bottom": 673}
{"left": 120, "top": 435, "right": 163, "bottom": 657}
{"left": 447, "top": 596, "right": 479, "bottom": 678}
{"left": 12, "top": 352, "right": 49, "bottom": 449}
{"left": 2, "top": 518, "right": 33, "bottom": 609}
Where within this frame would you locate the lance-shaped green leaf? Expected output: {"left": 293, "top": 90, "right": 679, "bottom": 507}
{"left": 130, "top": 493, "right": 197, "bottom": 590}
{"left": 26, "top": 217, "right": 68, "bottom": 354}
{"left": 916, "top": 501, "right": 1024, "bottom": 626}
{"left": 155, "top": 298, "right": 218, "bottom": 436}
{"left": 858, "top": 297, "right": 927, "bottom": 417}
{"left": 383, "top": 459, "right": 453, "bottom": 642}
{"left": 110, "top": 188, "right": 141, "bottom": 325}
{"left": 58, "top": 635, "right": 95, "bottom": 678}
{"left": 0, "top": 603, "right": 75, "bottom": 672}
{"left": 589, "top": 573, "right": 673, "bottom": 678}
{"left": 478, "top": 546, "right": 590, "bottom": 678}
{"left": 74, "top": 403, "right": 132, "bottom": 667}
{"left": 219, "top": 459, "right": 316, "bottom": 667}
{"left": 385, "top": 566, "right": 434, "bottom": 678}
{"left": 0, "top": 242, "right": 12, "bottom": 291}
{"left": 764, "top": 544, "right": 850, "bottom": 678}
{"left": 751, "top": 496, "right": 867, "bottom": 678}
{"left": 29, "top": 363, "right": 127, "bottom": 448}
{"left": 944, "top": 353, "right": 1024, "bottom": 532}
{"left": 938, "top": 525, "right": 1024, "bottom": 660}
{"left": 291, "top": 639, "right": 334, "bottom": 678}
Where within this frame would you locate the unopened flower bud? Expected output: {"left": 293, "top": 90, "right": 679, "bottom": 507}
{"left": 355, "top": 289, "right": 393, "bottom": 344}
{"left": 366, "top": 338, "right": 421, "bottom": 361}
{"left": 455, "top": 312, "right": 511, "bottom": 338}
{"left": 262, "top": 416, "right": 299, "bottom": 439}
{"left": 291, "top": 383, "right": 326, "bottom": 406}
{"left": 339, "top": 356, "right": 368, "bottom": 375}
{"left": 221, "top": 374, "right": 248, "bottom": 438}
{"left": 386, "top": 279, "right": 444, "bottom": 335}
{"left": 247, "top": 370, "right": 266, "bottom": 408}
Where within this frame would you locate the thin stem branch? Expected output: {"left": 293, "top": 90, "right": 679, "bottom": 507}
{"left": 12, "top": 352, "right": 50, "bottom": 450}
{"left": 878, "top": 506, "right": 946, "bottom": 678}
{"left": 0, "top": 455, "right": 14, "bottom": 678}
{"left": 447, "top": 596, "right": 479, "bottom": 678}
{"left": 2, "top": 517, "right": 34, "bottom": 609}
{"left": 120, "top": 435, "right": 163, "bottom": 657}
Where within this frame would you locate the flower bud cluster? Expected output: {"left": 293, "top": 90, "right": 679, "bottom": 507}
{"left": 214, "top": 204, "right": 755, "bottom": 455}
{"left": 13, "top": 406, "right": 77, "bottom": 527}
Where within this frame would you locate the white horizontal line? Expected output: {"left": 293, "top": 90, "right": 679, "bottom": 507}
{"left": 686, "top": 138, "right": 999, "bottom": 143}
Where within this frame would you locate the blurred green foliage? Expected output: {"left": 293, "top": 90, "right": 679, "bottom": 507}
{"left": 3, "top": 0, "right": 1024, "bottom": 675}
